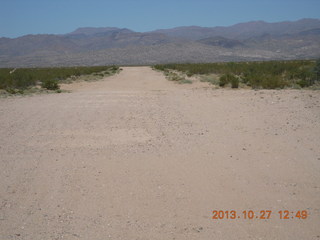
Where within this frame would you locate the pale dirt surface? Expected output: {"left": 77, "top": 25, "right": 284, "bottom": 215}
{"left": 1, "top": 66, "right": 320, "bottom": 240}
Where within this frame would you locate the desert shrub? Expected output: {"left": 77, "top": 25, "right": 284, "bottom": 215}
{"left": 261, "top": 75, "right": 286, "bottom": 89}
{"left": 219, "top": 75, "right": 228, "bottom": 87}
{"left": 291, "top": 83, "right": 302, "bottom": 89}
{"left": 313, "top": 58, "right": 320, "bottom": 82}
{"left": 94, "top": 73, "right": 104, "bottom": 77}
{"left": 219, "top": 73, "right": 237, "bottom": 87}
{"left": 111, "top": 66, "right": 119, "bottom": 71}
{"left": 42, "top": 79, "right": 60, "bottom": 90}
{"left": 186, "top": 72, "right": 193, "bottom": 77}
{"left": 6, "top": 88, "right": 18, "bottom": 94}
{"left": 154, "top": 60, "right": 318, "bottom": 89}
{"left": 166, "top": 72, "right": 184, "bottom": 81}
{"left": 297, "top": 79, "right": 310, "bottom": 88}
{"left": 0, "top": 65, "right": 119, "bottom": 93}
{"left": 247, "top": 74, "right": 285, "bottom": 89}
{"left": 200, "top": 75, "right": 219, "bottom": 85}
{"left": 179, "top": 79, "right": 192, "bottom": 84}
{"left": 231, "top": 77, "right": 239, "bottom": 88}
{"left": 170, "top": 74, "right": 181, "bottom": 81}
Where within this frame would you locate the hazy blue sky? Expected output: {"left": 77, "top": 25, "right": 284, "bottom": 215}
{"left": 0, "top": 0, "right": 319, "bottom": 38}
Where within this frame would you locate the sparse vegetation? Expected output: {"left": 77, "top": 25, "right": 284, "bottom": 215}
{"left": 314, "top": 58, "right": 320, "bottom": 82}
{"left": 0, "top": 66, "right": 120, "bottom": 94}
{"left": 179, "top": 79, "right": 193, "bottom": 84}
{"left": 154, "top": 60, "right": 319, "bottom": 89}
{"left": 159, "top": 69, "right": 193, "bottom": 84}
{"left": 200, "top": 75, "right": 219, "bottom": 85}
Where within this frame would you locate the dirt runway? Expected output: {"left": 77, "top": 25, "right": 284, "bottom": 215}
{"left": 1, "top": 67, "right": 320, "bottom": 239}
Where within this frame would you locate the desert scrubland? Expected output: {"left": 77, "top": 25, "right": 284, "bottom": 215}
{"left": 1, "top": 67, "right": 320, "bottom": 239}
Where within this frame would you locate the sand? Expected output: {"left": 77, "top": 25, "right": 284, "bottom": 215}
{"left": 1, "top": 66, "right": 320, "bottom": 239}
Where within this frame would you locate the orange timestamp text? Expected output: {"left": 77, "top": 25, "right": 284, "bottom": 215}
{"left": 212, "top": 210, "right": 308, "bottom": 220}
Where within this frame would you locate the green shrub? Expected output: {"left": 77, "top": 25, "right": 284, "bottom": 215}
{"left": 200, "top": 75, "right": 219, "bottom": 85}
{"left": 6, "top": 88, "right": 18, "bottom": 94}
{"left": 42, "top": 79, "right": 60, "bottom": 90}
{"left": 297, "top": 79, "right": 310, "bottom": 88}
{"left": 291, "top": 83, "right": 302, "bottom": 89}
{"left": 219, "top": 73, "right": 237, "bottom": 87}
{"left": 0, "top": 65, "right": 119, "bottom": 93}
{"left": 219, "top": 75, "right": 228, "bottom": 87}
{"left": 93, "top": 73, "right": 104, "bottom": 77}
{"left": 261, "top": 75, "right": 286, "bottom": 89}
{"left": 231, "top": 77, "right": 239, "bottom": 88}
{"left": 167, "top": 72, "right": 184, "bottom": 81}
{"left": 313, "top": 58, "right": 320, "bottom": 82}
{"left": 186, "top": 72, "right": 193, "bottom": 77}
{"left": 179, "top": 79, "right": 192, "bottom": 84}
{"left": 154, "top": 60, "right": 317, "bottom": 89}
{"left": 111, "top": 66, "right": 119, "bottom": 71}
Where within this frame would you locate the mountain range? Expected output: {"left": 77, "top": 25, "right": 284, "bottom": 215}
{"left": 0, "top": 18, "right": 320, "bottom": 67}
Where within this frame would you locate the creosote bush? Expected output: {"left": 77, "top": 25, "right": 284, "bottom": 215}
{"left": 219, "top": 73, "right": 238, "bottom": 87}
{"left": 154, "top": 60, "right": 318, "bottom": 89}
{"left": 0, "top": 65, "right": 119, "bottom": 94}
{"left": 231, "top": 77, "right": 239, "bottom": 88}
{"left": 42, "top": 79, "right": 60, "bottom": 90}
{"left": 313, "top": 58, "right": 320, "bottom": 82}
